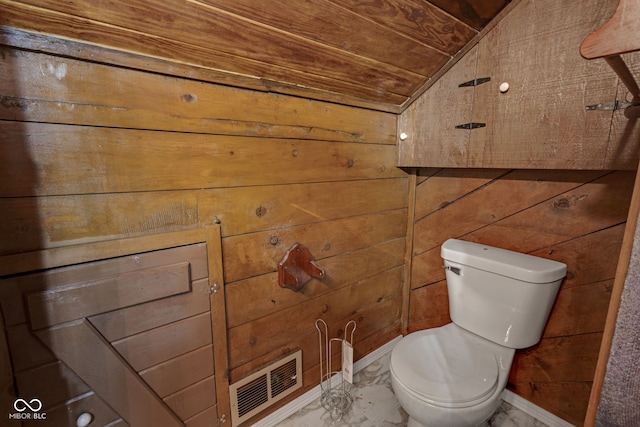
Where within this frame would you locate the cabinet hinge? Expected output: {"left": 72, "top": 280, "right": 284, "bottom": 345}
{"left": 585, "top": 100, "right": 636, "bottom": 111}
{"left": 459, "top": 77, "right": 491, "bottom": 87}
{"left": 455, "top": 122, "right": 486, "bottom": 130}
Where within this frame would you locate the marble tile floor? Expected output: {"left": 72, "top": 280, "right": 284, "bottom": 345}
{"left": 274, "top": 352, "right": 549, "bottom": 427}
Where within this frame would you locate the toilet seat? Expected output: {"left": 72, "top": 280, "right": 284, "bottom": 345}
{"left": 391, "top": 325, "right": 499, "bottom": 408}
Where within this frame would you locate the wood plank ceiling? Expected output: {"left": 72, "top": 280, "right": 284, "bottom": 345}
{"left": 0, "top": 0, "right": 508, "bottom": 110}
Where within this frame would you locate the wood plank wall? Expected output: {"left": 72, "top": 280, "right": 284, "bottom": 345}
{"left": 0, "top": 37, "right": 408, "bottom": 422}
{"left": 408, "top": 168, "right": 636, "bottom": 426}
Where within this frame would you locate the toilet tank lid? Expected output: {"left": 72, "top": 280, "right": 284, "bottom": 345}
{"left": 441, "top": 239, "right": 567, "bottom": 283}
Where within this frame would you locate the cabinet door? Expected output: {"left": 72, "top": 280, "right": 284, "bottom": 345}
{"left": 472, "top": 0, "right": 621, "bottom": 169}
{"left": 397, "top": 44, "right": 478, "bottom": 167}
{"left": 1, "top": 233, "right": 227, "bottom": 427}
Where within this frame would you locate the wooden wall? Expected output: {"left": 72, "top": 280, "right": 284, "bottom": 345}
{"left": 407, "top": 168, "right": 636, "bottom": 426}
{"left": 0, "top": 35, "right": 408, "bottom": 423}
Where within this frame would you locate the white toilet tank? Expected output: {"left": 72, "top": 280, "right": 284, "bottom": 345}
{"left": 441, "top": 239, "right": 566, "bottom": 349}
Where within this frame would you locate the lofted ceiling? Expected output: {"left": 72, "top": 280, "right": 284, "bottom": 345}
{"left": 0, "top": 0, "right": 509, "bottom": 111}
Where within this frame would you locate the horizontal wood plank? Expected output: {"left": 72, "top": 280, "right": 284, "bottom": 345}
{"left": 201, "top": 178, "right": 409, "bottom": 237}
{"left": 413, "top": 170, "right": 609, "bottom": 254}
{"left": 414, "top": 169, "right": 507, "bottom": 220}
{"left": 140, "top": 345, "right": 215, "bottom": 399}
{"left": 0, "top": 179, "right": 408, "bottom": 254}
{"left": 164, "top": 375, "right": 216, "bottom": 421}
{"left": 228, "top": 266, "right": 403, "bottom": 369}
{"left": 0, "top": 230, "right": 208, "bottom": 278}
{"left": 229, "top": 296, "right": 402, "bottom": 381}
{"left": 200, "top": 0, "right": 448, "bottom": 76}
{"left": 529, "top": 225, "right": 625, "bottom": 290}
{"left": 222, "top": 210, "right": 407, "bottom": 283}
{"left": 0, "top": 190, "right": 200, "bottom": 255}
{"left": 112, "top": 312, "right": 212, "bottom": 371}
{"left": 5, "top": 323, "right": 56, "bottom": 372}
{"left": 36, "top": 319, "right": 183, "bottom": 426}
{"left": 0, "top": 0, "right": 418, "bottom": 103}
{"left": 0, "top": 46, "right": 397, "bottom": 143}
{"left": 333, "top": 0, "right": 476, "bottom": 53}
{"left": 15, "top": 361, "right": 90, "bottom": 408}
{"left": 35, "top": 391, "right": 122, "bottom": 427}
{"left": 27, "top": 262, "right": 191, "bottom": 329}
{"left": 184, "top": 404, "right": 218, "bottom": 427}
{"left": 90, "top": 278, "right": 211, "bottom": 342}
{"left": 0, "top": 122, "right": 403, "bottom": 198}
{"left": 510, "top": 333, "right": 603, "bottom": 384}
{"left": 226, "top": 240, "right": 405, "bottom": 328}
{"left": 1, "top": 242, "right": 208, "bottom": 325}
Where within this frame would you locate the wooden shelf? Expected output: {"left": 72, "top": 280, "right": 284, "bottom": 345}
{"left": 581, "top": 0, "right": 640, "bottom": 101}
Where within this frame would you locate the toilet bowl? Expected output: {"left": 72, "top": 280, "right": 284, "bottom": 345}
{"left": 390, "top": 324, "right": 514, "bottom": 427}
{"left": 390, "top": 239, "right": 566, "bottom": 427}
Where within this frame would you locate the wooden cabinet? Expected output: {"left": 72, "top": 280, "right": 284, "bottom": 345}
{"left": 398, "top": 45, "right": 478, "bottom": 166}
{"left": 0, "top": 229, "right": 229, "bottom": 427}
{"left": 398, "top": 0, "right": 640, "bottom": 170}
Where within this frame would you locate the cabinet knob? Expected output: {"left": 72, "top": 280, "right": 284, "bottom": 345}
{"left": 499, "top": 82, "right": 510, "bottom": 93}
{"left": 76, "top": 412, "right": 93, "bottom": 427}
{"left": 399, "top": 132, "right": 408, "bottom": 140}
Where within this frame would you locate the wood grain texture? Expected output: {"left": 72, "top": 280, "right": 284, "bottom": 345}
{"left": 226, "top": 257, "right": 404, "bottom": 329}
{"left": 222, "top": 210, "right": 406, "bottom": 283}
{"left": 1, "top": 234, "right": 229, "bottom": 426}
{"left": 0, "top": 30, "right": 403, "bottom": 426}
{"left": 140, "top": 345, "right": 215, "bottom": 399}
{"left": 89, "top": 278, "right": 211, "bottom": 342}
{"left": 580, "top": 0, "right": 640, "bottom": 59}
{"left": 36, "top": 319, "right": 184, "bottom": 427}
{"left": 113, "top": 312, "right": 213, "bottom": 372}
{"left": 200, "top": 0, "right": 448, "bottom": 76}
{"left": 332, "top": 0, "right": 476, "bottom": 53}
{"left": 0, "top": 0, "right": 506, "bottom": 109}
{"left": 37, "top": 392, "right": 124, "bottom": 427}
{"left": 0, "top": 46, "right": 397, "bottom": 143}
{"left": 398, "top": 0, "right": 640, "bottom": 170}
{"left": 27, "top": 262, "right": 191, "bottom": 329}
{"left": 408, "top": 168, "right": 635, "bottom": 425}
{"left": 397, "top": 44, "right": 478, "bottom": 167}
{"left": 472, "top": 0, "right": 624, "bottom": 169}
{"left": 0, "top": 122, "right": 402, "bottom": 198}
{"left": 228, "top": 265, "right": 403, "bottom": 369}
{"left": 0, "top": 0, "right": 419, "bottom": 105}
{"left": 163, "top": 375, "right": 216, "bottom": 421}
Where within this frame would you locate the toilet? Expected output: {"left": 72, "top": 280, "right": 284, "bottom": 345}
{"left": 390, "top": 239, "right": 566, "bottom": 427}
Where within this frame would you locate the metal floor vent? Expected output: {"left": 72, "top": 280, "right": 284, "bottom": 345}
{"left": 229, "top": 350, "right": 302, "bottom": 426}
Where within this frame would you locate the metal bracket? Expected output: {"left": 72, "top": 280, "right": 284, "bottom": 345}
{"left": 455, "top": 122, "right": 486, "bottom": 130}
{"left": 585, "top": 100, "right": 636, "bottom": 111}
{"left": 459, "top": 77, "right": 491, "bottom": 87}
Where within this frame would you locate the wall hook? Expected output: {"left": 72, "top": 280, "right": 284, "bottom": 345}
{"left": 278, "top": 243, "right": 325, "bottom": 291}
